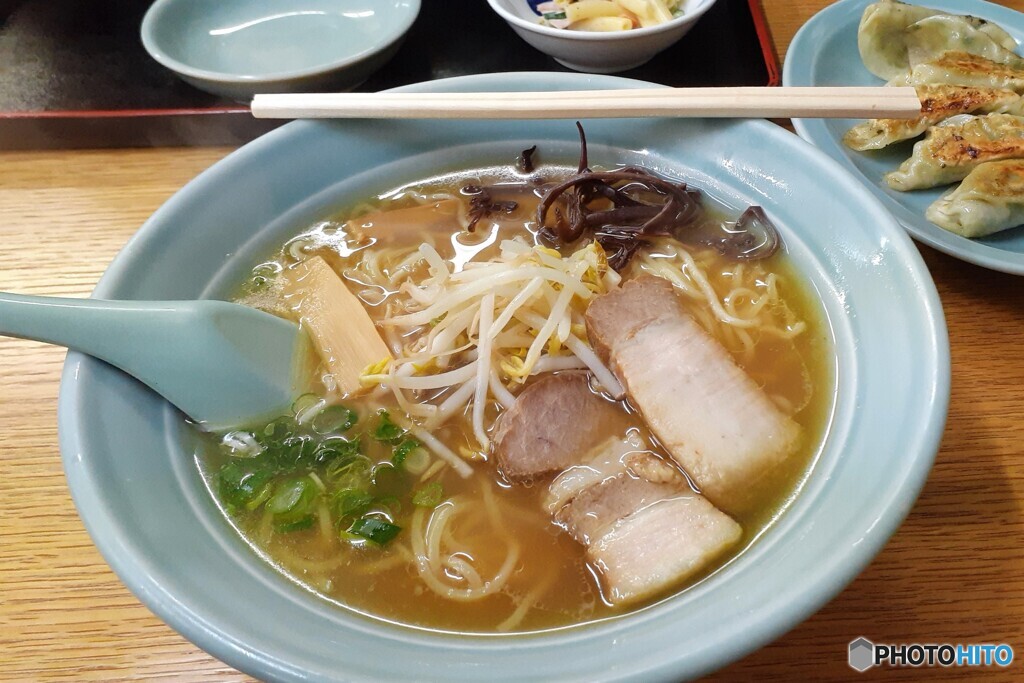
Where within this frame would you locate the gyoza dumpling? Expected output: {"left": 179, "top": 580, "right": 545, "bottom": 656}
{"left": 901, "top": 51, "right": 1024, "bottom": 91}
{"left": 858, "top": 0, "right": 1018, "bottom": 79}
{"left": 926, "top": 159, "right": 1024, "bottom": 237}
{"left": 886, "top": 113, "right": 1024, "bottom": 190}
{"left": 844, "top": 85, "right": 1024, "bottom": 151}
{"left": 904, "top": 16, "right": 1024, "bottom": 72}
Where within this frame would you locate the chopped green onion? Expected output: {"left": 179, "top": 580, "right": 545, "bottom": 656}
{"left": 267, "top": 476, "right": 310, "bottom": 513}
{"left": 391, "top": 438, "right": 420, "bottom": 466}
{"left": 315, "top": 437, "right": 361, "bottom": 464}
{"left": 267, "top": 475, "right": 318, "bottom": 524}
{"left": 320, "top": 434, "right": 361, "bottom": 452}
{"left": 375, "top": 495, "right": 402, "bottom": 516}
{"left": 333, "top": 488, "right": 374, "bottom": 518}
{"left": 291, "top": 393, "right": 322, "bottom": 419}
{"left": 373, "top": 410, "right": 404, "bottom": 443}
{"left": 281, "top": 435, "right": 315, "bottom": 466}
{"left": 349, "top": 517, "right": 401, "bottom": 545}
{"left": 324, "top": 452, "right": 370, "bottom": 474}
{"left": 216, "top": 399, "right": 446, "bottom": 545}
{"left": 412, "top": 482, "right": 444, "bottom": 508}
{"left": 338, "top": 529, "right": 362, "bottom": 543}
{"left": 324, "top": 453, "right": 372, "bottom": 489}
{"left": 402, "top": 446, "right": 431, "bottom": 476}
{"left": 245, "top": 482, "right": 273, "bottom": 511}
{"left": 262, "top": 418, "right": 293, "bottom": 443}
{"left": 218, "top": 462, "right": 274, "bottom": 509}
{"left": 543, "top": 11, "right": 567, "bottom": 20}
{"left": 312, "top": 405, "right": 357, "bottom": 433}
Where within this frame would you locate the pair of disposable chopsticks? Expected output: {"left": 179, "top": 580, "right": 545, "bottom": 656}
{"left": 251, "top": 87, "right": 921, "bottom": 120}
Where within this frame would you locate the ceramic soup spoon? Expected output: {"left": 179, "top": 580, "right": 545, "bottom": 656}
{"left": 0, "top": 293, "right": 305, "bottom": 429}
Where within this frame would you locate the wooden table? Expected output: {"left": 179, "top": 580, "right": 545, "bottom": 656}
{"left": 2, "top": 2, "right": 1023, "bottom": 680}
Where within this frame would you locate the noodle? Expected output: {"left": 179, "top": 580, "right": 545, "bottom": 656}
{"left": 316, "top": 499, "right": 334, "bottom": 546}
{"left": 410, "top": 496, "right": 520, "bottom": 602}
{"left": 496, "top": 570, "right": 558, "bottom": 633}
{"left": 352, "top": 544, "right": 414, "bottom": 574}
{"left": 636, "top": 239, "right": 807, "bottom": 353}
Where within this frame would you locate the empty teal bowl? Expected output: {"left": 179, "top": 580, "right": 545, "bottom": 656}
{"left": 141, "top": 0, "right": 420, "bottom": 100}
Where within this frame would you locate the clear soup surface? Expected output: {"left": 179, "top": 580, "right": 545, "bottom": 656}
{"left": 197, "top": 162, "right": 834, "bottom": 633}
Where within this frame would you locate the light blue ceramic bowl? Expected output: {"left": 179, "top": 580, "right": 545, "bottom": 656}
{"left": 58, "top": 72, "right": 949, "bottom": 681}
{"left": 141, "top": 0, "right": 420, "bottom": 100}
{"left": 784, "top": 0, "right": 1024, "bottom": 275}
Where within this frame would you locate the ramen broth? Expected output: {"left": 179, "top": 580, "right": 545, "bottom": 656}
{"left": 198, "top": 165, "right": 833, "bottom": 633}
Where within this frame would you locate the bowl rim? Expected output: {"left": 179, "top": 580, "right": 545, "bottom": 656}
{"left": 56, "top": 71, "right": 950, "bottom": 681}
{"left": 485, "top": 0, "right": 717, "bottom": 40}
{"left": 140, "top": 0, "right": 421, "bottom": 84}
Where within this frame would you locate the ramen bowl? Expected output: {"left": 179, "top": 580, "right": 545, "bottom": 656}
{"left": 59, "top": 72, "right": 948, "bottom": 681}
{"left": 140, "top": 0, "right": 420, "bottom": 100}
{"left": 486, "top": 0, "right": 717, "bottom": 72}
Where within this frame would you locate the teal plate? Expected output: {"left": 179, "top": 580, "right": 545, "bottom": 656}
{"left": 784, "top": 0, "right": 1024, "bottom": 275}
{"left": 57, "top": 72, "right": 949, "bottom": 682}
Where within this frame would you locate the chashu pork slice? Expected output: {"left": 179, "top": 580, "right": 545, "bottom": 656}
{"left": 555, "top": 473, "right": 685, "bottom": 546}
{"left": 587, "top": 492, "right": 741, "bottom": 606}
{"left": 546, "top": 436, "right": 688, "bottom": 513}
{"left": 492, "top": 371, "right": 620, "bottom": 482}
{"left": 585, "top": 275, "right": 800, "bottom": 513}
{"left": 548, "top": 443, "right": 742, "bottom": 606}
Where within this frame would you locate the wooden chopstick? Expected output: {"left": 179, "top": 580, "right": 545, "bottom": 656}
{"left": 251, "top": 87, "right": 922, "bottom": 120}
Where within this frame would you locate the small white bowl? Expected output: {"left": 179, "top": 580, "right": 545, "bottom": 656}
{"left": 486, "top": 0, "right": 717, "bottom": 73}
{"left": 141, "top": 0, "right": 420, "bottom": 101}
